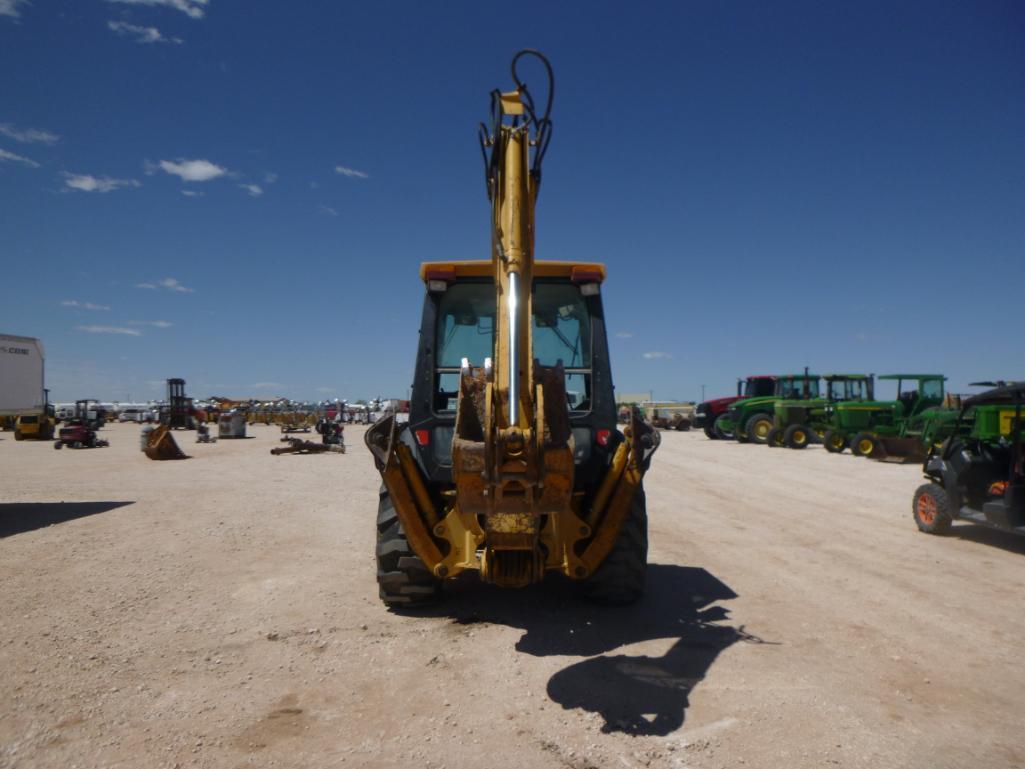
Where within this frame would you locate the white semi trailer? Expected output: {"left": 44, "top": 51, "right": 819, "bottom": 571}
{"left": 1, "top": 334, "right": 46, "bottom": 417}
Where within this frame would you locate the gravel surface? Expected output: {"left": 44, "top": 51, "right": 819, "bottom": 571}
{"left": 2, "top": 423, "right": 1024, "bottom": 769}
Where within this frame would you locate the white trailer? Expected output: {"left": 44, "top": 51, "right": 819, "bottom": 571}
{"left": 1, "top": 334, "right": 46, "bottom": 416}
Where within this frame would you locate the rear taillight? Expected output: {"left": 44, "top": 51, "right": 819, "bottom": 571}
{"left": 596, "top": 429, "right": 610, "bottom": 447}
{"left": 415, "top": 429, "right": 430, "bottom": 446}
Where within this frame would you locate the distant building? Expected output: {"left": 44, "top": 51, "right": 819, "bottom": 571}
{"left": 615, "top": 391, "right": 653, "bottom": 407}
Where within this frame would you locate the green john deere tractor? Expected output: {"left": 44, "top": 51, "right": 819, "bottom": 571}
{"left": 822, "top": 374, "right": 946, "bottom": 459}
{"left": 718, "top": 371, "right": 821, "bottom": 444}
{"left": 913, "top": 382, "right": 1025, "bottom": 537}
{"left": 767, "top": 374, "right": 874, "bottom": 449}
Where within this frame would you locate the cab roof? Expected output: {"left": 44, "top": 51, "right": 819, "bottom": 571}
{"left": 964, "top": 382, "right": 1025, "bottom": 407}
{"left": 420, "top": 260, "right": 606, "bottom": 283}
{"left": 878, "top": 374, "right": 946, "bottom": 380}
{"left": 823, "top": 374, "right": 871, "bottom": 379}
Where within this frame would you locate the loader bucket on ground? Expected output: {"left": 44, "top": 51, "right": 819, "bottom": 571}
{"left": 144, "top": 425, "right": 189, "bottom": 460}
{"left": 875, "top": 436, "right": 926, "bottom": 464}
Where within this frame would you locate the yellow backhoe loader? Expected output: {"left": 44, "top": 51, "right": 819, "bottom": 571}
{"left": 366, "top": 50, "right": 660, "bottom": 606}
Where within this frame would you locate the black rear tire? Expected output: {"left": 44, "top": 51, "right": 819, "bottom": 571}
{"left": 766, "top": 427, "right": 784, "bottom": 447}
{"left": 745, "top": 413, "right": 774, "bottom": 445}
{"left": 376, "top": 488, "right": 441, "bottom": 607}
{"left": 784, "top": 424, "right": 811, "bottom": 450}
{"left": 703, "top": 421, "right": 718, "bottom": 439}
{"left": 823, "top": 430, "right": 846, "bottom": 453}
{"left": 851, "top": 432, "right": 878, "bottom": 458}
{"left": 580, "top": 487, "right": 648, "bottom": 605}
{"left": 912, "top": 482, "right": 953, "bottom": 535}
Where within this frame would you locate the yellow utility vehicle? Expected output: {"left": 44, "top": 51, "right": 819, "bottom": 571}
{"left": 366, "top": 51, "right": 659, "bottom": 606}
{"left": 15, "top": 404, "right": 57, "bottom": 441}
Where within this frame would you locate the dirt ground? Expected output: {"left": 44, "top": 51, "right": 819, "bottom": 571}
{"left": 2, "top": 422, "right": 1024, "bottom": 769}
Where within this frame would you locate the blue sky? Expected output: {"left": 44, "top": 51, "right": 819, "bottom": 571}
{"left": 1, "top": 0, "right": 1022, "bottom": 403}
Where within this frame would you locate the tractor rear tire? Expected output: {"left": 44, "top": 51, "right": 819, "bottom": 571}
{"left": 784, "top": 424, "right": 811, "bottom": 449}
{"left": 851, "top": 432, "right": 879, "bottom": 458}
{"left": 823, "top": 430, "right": 846, "bottom": 453}
{"left": 580, "top": 487, "right": 648, "bottom": 605}
{"left": 703, "top": 421, "right": 718, "bottom": 439}
{"left": 14, "top": 430, "right": 23, "bottom": 441}
{"left": 376, "top": 488, "right": 441, "bottom": 607}
{"left": 766, "top": 427, "right": 784, "bottom": 447}
{"left": 912, "top": 483, "right": 952, "bottom": 535}
{"left": 53, "top": 440, "right": 62, "bottom": 449}
{"left": 712, "top": 415, "right": 734, "bottom": 440}
{"left": 745, "top": 414, "right": 774, "bottom": 445}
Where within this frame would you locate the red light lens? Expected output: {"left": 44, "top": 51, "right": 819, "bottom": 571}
{"left": 424, "top": 267, "right": 456, "bottom": 281}
{"left": 415, "top": 429, "right": 430, "bottom": 446}
{"left": 571, "top": 266, "right": 604, "bottom": 284}
{"left": 596, "top": 429, "right": 610, "bottom": 447}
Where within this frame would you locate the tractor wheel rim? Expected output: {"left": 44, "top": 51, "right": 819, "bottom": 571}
{"left": 917, "top": 494, "right": 937, "bottom": 525}
{"left": 831, "top": 436, "right": 843, "bottom": 450}
{"left": 859, "top": 439, "right": 873, "bottom": 454}
{"left": 795, "top": 431, "right": 806, "bottom": 445}
{"left": 755, "top": 422, "right": 769, "bottom": 438}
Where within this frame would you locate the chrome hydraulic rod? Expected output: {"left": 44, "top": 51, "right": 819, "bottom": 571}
{"left": 507, "top": 271, "right": 519, "bottom": 426}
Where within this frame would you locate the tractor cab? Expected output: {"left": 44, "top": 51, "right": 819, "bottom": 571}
{"left": 407, "top": 260, "right": 618, "bottom": 489}
{"left": 914, "top": 382, "right": 1025, "bottom": 537}
{"left": 738, "top": 376, "right": 777, "bottom": 399}
{"left": 879, "top": 374, "right": 945, "bottom": 419}
{"left": 826, "top": 375, "right": 874, "bottom": 402}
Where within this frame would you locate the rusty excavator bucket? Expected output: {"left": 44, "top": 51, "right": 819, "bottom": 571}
{"left": 144, "top": 424, "right": 189, "bottom": 460}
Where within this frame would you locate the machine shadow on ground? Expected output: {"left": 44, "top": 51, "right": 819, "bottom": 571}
{"left": 0, "top": 501, "right": 134, "bottom": 538}
{"left": 419, "top": 564, "right": 774, "bottom": 736}
{"left": 947, "top": 523, "right": 1025, "bottom": 555}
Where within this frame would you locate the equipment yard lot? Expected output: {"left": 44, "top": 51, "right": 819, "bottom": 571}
{"left": 2, "top": 425, "right": 1023, "bottom": 769}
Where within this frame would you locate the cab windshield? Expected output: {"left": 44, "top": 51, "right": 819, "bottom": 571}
{"left": 828, "top": 379, "right": 870, "bottom": 401}
{"left": 744, "top": 378, "right": 776, "bottom": 398}
{"left": 434, "top": 281, "right": 592, "bottom": 413}
{"left": 778, "top": 378, "right": 820, "bottom": 398}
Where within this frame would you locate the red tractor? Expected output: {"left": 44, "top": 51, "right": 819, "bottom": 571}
{"left": 53, "top": 400, "right": 110, "bottom": 449}
{"left": 695, "top": 376, "right": 777, "bottom": 439}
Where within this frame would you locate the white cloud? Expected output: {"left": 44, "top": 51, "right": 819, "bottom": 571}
{"left": 0, "top": 148, "right": 40, "bottom": 167}
{"left": 643, "top": 351, "right": 672, "bottom": 360}
{"left": 180, "top": 189, "right": 204, "bottom": 197}
{"left": 0, "top": 122, "right": 58, "bottom": 144}
{"left": 0, "top": 0, "right": 29, "bottom": 19}
{"left": 104, "top": 0, "right": 208, "bottom": 19}
{"left": 136, "top": 277, "right": 194, "bottom": 293}
{"left": 318, "top": 204, "right": 338, "bottom": 217}
{"left": 61, "top": 300, "right": 111, "bottom": 311}
{"left": 158, "top": 277, "right": 193, "bottom": 293}
{"left": 263, "top": 172, "right": 278, "bottom": 184}
{"left": 239, "top": 183, "right": 262, "bottom": 197}
{"left": 76, "top": 325, "right": 142, "bottom": 336}
{"left": 62, "top": 172, "right": 140, "bottom": 193}
{"left": 107, "top": 20, "right": 182, "bottom": 44}
{"left": 335, "top": 165, "right": 368, "bottom": 179}
{"left": 158, "top": 158, "right": 227, "bottom": 182}
{"left": 615, "top": 331, "right": 634, "bottom": 339}
{"left": 129, "top": 320, "right": 173, "bottom": 327}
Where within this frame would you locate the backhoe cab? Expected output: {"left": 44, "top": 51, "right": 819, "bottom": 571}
{"left": 366, "top": 51, "right": 659, "bottom": 606}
